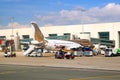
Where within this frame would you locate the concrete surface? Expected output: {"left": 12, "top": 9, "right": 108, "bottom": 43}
{"left": 0, "top": 52, "right": 120, "bottom": 71}
{"left": 1, "top": 65, "right": 120, "bottom": 80}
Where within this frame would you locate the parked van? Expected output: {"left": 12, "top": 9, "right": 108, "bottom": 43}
{"left": 83, "top": 47, "right": 93, "bottom": 56}
{"left": 105, "top": 48, "right": 117, "bottom": 57}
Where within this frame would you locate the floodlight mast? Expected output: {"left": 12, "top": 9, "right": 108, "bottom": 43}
{"left": 80, "top": 8, "right": 86, "bottom": 33}
{"left": 74, "top": 7, "right": 86, "bottom": 33}
{"left": 10, "top": 16, "right": 14, "bottom": 39}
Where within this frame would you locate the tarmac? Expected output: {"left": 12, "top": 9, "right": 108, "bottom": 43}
{"left": 0, "top": 52, "right": 120, "bottom": 71}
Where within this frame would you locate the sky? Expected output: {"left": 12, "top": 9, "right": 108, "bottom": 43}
{"left": 0, "top": 0, "right": 120, "bottom": 29}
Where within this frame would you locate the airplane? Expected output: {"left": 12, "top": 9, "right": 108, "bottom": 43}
{"left": 23, "top": 23, "right": 83, "bottom": 56}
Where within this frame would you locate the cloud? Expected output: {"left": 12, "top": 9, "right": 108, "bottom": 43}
{"left": 35, "top": 3, "right": 120, "bottom": 26}
{"left": 0, "top": 22, "right": 30, "bottom": 29}
{"left": 87, "top": 3, "right": 120, "bottom": 23}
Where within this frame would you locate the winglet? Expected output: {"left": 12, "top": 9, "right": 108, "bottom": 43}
{"left": 31, "top": 23, "right": 44, "bottom": 42}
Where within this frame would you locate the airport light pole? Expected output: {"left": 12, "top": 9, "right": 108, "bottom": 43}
{"left": 10, "top": 16, "right": 14, "bottom": 39}
{"left": 80, "top": 8, "right": 86, "bottom": 33}
{"left": 74, "top": 7, "right": 86, "bottom": 33}
{"left": 10, "top": 17, "right": 15, "bottom": 54}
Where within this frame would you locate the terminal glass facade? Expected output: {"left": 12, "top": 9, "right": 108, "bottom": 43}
{"left": 98, "top": 32, "right": 109, "bottom": 40}
{"left": 22, "top": 35, "right": 29, "bottom": 39}
{"left": 49, "top": 34, "right": 57, "bottom": 36}
{"left": 118, "top": 32, "right": 120, "bottom": 47}
{"left": 46, "top": 35, "right": 70, "bottom": 40}
{"left": 47, "top": 33, "right": 70, "bottom": 40}
{"left": 63, "top": 33, "right": 70, "bottom": 36}
{"left": 0, "top": 36, "right": 6, "bottom": 40}
{"left": 91, "top": 38, "right": 115, "bottom": 47}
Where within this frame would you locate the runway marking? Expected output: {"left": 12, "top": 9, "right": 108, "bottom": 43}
{"left": 0, "top": 71, "right": 16, "bottom": 75}
{"left": 69, "top": 74, "right": 120, "bottom": 80}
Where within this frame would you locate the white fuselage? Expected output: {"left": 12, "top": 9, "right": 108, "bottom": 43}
{"left": 45, "top": 39, "right": 82, "bottom": 51}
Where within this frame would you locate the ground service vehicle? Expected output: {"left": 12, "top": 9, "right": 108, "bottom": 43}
{"left": 105, "top": 48, "right": 116, "bottom": 57}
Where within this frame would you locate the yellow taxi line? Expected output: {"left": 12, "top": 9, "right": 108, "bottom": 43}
{"left": 0, "top": 71, "right": 16, "bottom": 75}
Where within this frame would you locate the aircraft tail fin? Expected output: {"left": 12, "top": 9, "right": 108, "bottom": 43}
{"left": 31, "top": 23, "right": 44, "bottom": 42}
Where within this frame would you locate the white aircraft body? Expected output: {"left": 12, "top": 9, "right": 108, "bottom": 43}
{"left": 44, "top": 39, "right": 82, "bottom": 51}
{"left": 23, "top": 23, "right": 83, "bottom": 56}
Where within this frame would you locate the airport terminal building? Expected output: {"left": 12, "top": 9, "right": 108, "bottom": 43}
{"left": 0, "top": 22, "right": 120, "bottom": 48}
